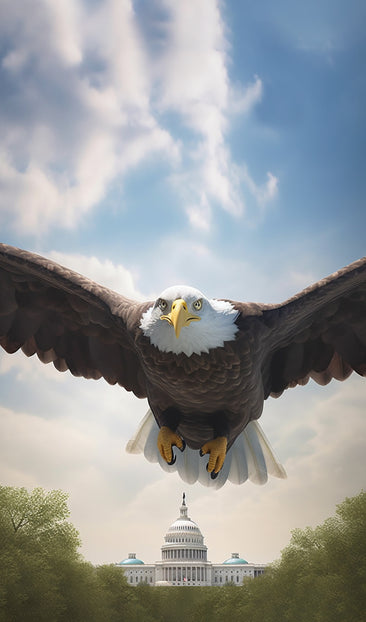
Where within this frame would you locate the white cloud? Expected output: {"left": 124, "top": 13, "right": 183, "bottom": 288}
{"left": 158, "top": 0, "right": 229, "bottom": 113}
{"left": 0, "top": 0, "right": 178, "bottom": 234}
{"left": 86, "top": 0, "right": 149, "bottom": 106}
{"left": 156, "top": 1, "right": 277, "bottom": 228}
{"left": 242, "top": 166, "right": 279, "bottom": 206}
{"left": 157, "top": 0, "right": 243, "bottom": 222}
{"left": 229, "top": 75, "right": 263, "bottom": 115}
{"left": 47, "top": 250, "right": 145, "bottom": 300}
{"left": 1, "top": 0, "right": 82, "bottom": 71}
{"left": 0, "top": 0, "right": 277, "bottom": 235}
{"left": 186, "top": 195, "right": 212, "bottom": 232}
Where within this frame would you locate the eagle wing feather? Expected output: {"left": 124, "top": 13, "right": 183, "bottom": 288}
{"left": 0, "top": 243, "right": 151, "bottom": 398}
{"left": 230, "top": 257, "right": 366, "bottom": 399}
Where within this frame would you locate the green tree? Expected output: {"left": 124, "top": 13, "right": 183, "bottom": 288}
{"left": 95, "top": 564, "right": 139, "bottom": 621}
{"left": 1, "top": 487, "right": 365, "bottom": 621}
{"left": 0, "top": 486, "right": 81, "bottom": 621}
{"left": 242, "top": 490, "right": 366, "bottom": 622}
{"left": 0, "top": 486, "right": 80, "bottom": 554}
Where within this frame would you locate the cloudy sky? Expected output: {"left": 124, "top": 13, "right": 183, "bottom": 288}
{"left": 0, "top": 0, "right": 365, "bottom": 566}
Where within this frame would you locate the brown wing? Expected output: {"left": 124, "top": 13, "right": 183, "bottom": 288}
{"left": 0, "top": 244, "right": 152, "bottom": 398}
{"left": 230, "top": 257, "right": 366, "bottom": 399}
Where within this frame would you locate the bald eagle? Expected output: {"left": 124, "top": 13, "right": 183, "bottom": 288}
{"left": 0, "top": 244, "right": 365, "bottom": 489}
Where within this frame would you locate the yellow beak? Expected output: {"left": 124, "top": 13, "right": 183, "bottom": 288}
{"left": 161, "top": 298, "right": 201, "bottom": 338}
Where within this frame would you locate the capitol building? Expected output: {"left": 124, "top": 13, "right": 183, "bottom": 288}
{"left": 116, "top": 494, "right": 266, "bottom": 587}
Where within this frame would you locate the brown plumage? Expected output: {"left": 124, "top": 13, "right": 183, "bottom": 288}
{"left": 0, "top": 243, "right": 365, "bottom": 487}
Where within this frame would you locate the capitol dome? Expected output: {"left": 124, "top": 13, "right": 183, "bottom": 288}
{"left": 166, "top": 497, "right": 203, "bottom": 539}
{"left": 162, "top": 493, "right": 207, "bottom": 558}
{"left": 159, "top": 493, "right": 209, "bottom": 584}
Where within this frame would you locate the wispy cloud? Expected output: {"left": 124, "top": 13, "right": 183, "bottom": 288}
{"left": 229, "top": 75, "right": 263, "bottom": 115}
{"left": 0, "top": 0, "right": 178, "bottom": 234}
{"left": 242, "top": 166, "right": 279, "bottom": 206}
{"left": 0, "top": 0, "right": 276, "bottom": 236}
{"left": 47, "top": 250, "right": 146, "bottom": 300}
{"left": 157, "top": 2, "right": 270, "bottom": 229}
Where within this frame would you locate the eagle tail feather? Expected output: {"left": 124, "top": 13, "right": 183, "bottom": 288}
{"left": 246, "top": 420, "right": 287, "bottom": 480}
{"left": 240, "top": 424, "right": 268, "bottom": 485}
{"left": 226, "top": 433, "right": 248, "bottom": 484}
{"left": 125, "top": 410, "right": 156, "bottom": 455}
{"left": 126, "top": 410, "right": 286, "bottom": 488}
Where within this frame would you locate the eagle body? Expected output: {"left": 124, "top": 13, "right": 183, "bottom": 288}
{"left": 135, "top": 330, "right": 264, "bottom": 451}
{"left": 0, "top": 243, "right": 365, "bottom": 488}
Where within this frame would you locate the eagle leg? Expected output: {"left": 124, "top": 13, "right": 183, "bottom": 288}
{"left": 157, "top": 426, "right": 186, "bottom": 465}
{"left": 200, "top": 436, "right": 228, "bottom": 478}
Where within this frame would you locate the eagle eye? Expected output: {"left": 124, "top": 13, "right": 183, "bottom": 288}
{"left": 193, "top": 299, "right": 202, "bottom": 311}
{"left": 158, "top": 298, "right": 168, "bottom": 311}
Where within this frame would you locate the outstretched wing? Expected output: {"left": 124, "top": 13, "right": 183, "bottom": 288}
{"left": 231, "top": 257, "right": 366, "bottom": 399}
{"left": 0, "top": 244, "right": 151, "bottom": 398}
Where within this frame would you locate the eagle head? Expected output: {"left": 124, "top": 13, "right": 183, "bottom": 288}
{"left": 140, "top": 285, "right": 239, "bottom": 356}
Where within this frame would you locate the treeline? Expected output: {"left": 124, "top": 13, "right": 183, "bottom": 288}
{"left": 0, "top": 486, "right": 365, "bottom": 621}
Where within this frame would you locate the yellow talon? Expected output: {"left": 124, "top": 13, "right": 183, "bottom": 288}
{"left": 157, "top": 426, "right": 185, "bottom": 464}
{"left": 200, "top": 436, "right": 228, "bottom": 474}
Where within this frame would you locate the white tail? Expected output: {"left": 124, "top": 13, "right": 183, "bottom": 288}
{"left": 126, "top": 410, "right": 286, "bottom": 489}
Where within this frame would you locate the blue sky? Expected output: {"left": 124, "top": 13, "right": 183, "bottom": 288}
{"left": 0, "top": 0, "right": 365, "bottom": 566}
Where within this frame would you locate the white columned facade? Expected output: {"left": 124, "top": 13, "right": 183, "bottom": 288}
{"left": 116, "top": 494, "right": 266, "bottom": 586}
